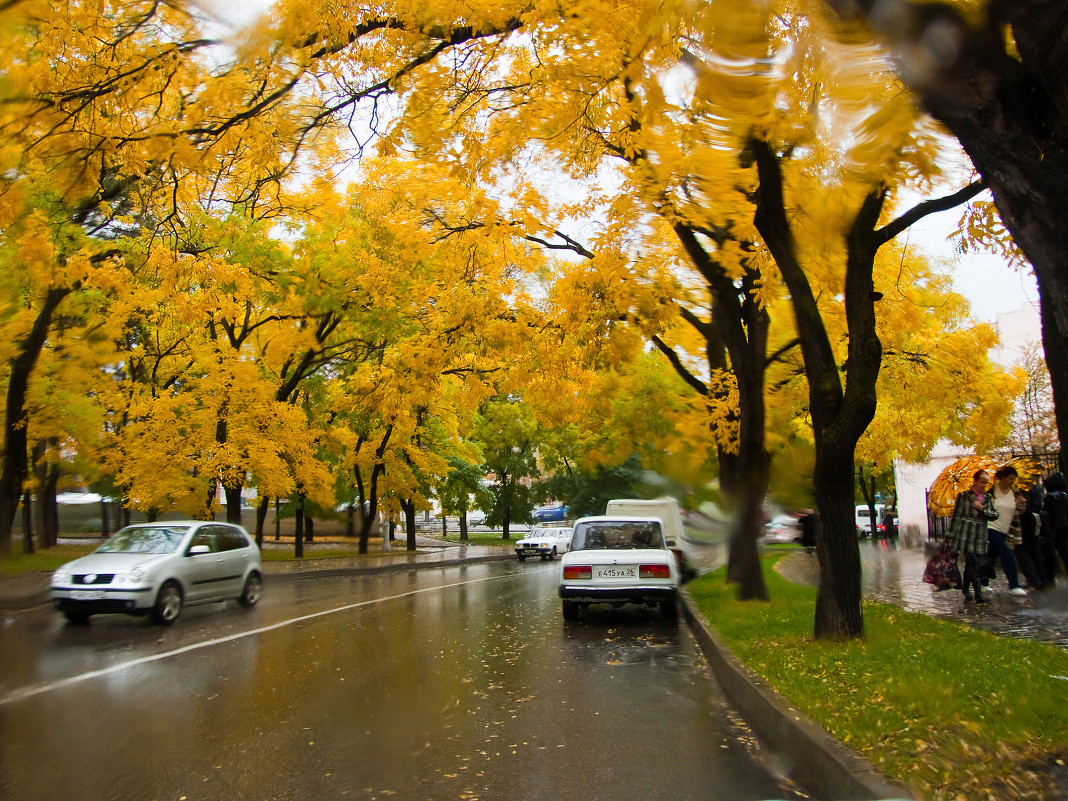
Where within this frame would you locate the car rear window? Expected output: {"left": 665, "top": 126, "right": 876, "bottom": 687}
{"left": 570, "top": 521, "right": 664, "bottom": 551}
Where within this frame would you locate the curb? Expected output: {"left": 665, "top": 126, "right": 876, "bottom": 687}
{"left": 680, "top": 589, "right": 915, "bottom": 800}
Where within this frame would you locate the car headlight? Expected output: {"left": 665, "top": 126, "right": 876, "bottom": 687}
{"left": 52, "top": 570, "right": 71, "bottom": 586}
{"left": 118, "top": 567, "right": 147, "bottom": 584}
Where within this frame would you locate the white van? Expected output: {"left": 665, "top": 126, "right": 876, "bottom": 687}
{"left": 604, "top": 497, "right": 695, "bottom": 580}
{"left": 855, "top": 504, "right": 884, "bottom": 536}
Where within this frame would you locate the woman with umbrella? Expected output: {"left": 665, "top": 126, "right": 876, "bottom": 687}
{"left": 947, "top": 469, "right": 999, "bottom": 604}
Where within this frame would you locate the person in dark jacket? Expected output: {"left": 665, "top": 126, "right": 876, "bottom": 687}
{"left": 1016, "top": 475, "right": 1046, "bottom": 590}
{"left": 1042, "top": 472, "right": 1068, "bottom": 585}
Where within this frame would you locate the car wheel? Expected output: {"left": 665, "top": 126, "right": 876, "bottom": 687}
{"left": 562, "top": 600, "right": 580, "bottom": 620}
{"left": 151, "top": 580, "right": 183, "bottom": 626}
{"left": 238, "top": 573, "right": 262, "bottom": 607}
{"left": 63, "top": 609, "right": 91, "bottom": 625}
{"left": 517, "top": 554, "right": 526, "bottom": 562}
{"left": 660, "top": 598, "right": 678, "bottom": 619}
{"left": 550, "top": 548, "right": 557, "bottom": 560}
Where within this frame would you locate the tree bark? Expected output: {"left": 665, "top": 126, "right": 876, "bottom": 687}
{"left": 20, "top": 490, "right": 32, "bottom": 556}
{"left": 255, "top": 497, "right": 269, "bottom": 547}
{"left": 33, "top": 440, "right": 59, "bottom": 549}
{"left": 0, "top": 287, "right": 70, "bottom": 557}
{"left": 401, "top": 498, "right": 417, "bottom": 550}
{"left": 673, "top": 224, "right": 773, "bottom": 599}
{"left": 294, "top": 496, "right": 305, "bottom": 558}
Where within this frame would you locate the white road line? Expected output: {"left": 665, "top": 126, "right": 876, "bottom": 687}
{"left": 1, "top": 572, "right": 515, "bottom": 707}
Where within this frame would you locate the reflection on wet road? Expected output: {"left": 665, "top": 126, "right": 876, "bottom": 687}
{"left": 0, "top": 561, "right": 800, "bottom": 801}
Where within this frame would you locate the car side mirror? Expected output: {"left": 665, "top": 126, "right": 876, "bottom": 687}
{"left": 665, "top": 539, "right": 676, "bottom": 547}
{"left": 188, "top": 545, "right": 210, "bottom": 556}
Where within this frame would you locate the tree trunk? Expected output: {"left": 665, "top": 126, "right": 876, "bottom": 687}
{"left": 255, "top": 497, "right": 269, "bottom": 547}
{"left": 459, "top": 505, "right": 469, "bottom": 541}
{"left": 294, "top": 497, "right": 305, "bottom": 558}
{"left": 224, "top": 483, "right": 243, "bottom": 525}
{"left": 35, "top": 448, "right": 59, "bottom": 549}
{"left": 812, "top": 437, "right": 865, "bottom": 639}
{"left": 751, "top": 140, "right": 883, "bottom": 639}
{"left": 0, "top": 287, "right": 70, "bottom": 557}
{"left": 305, "top": 517, "right": 314, "bottom": 542}
{"left": 670, "top": 224, "right": 773, "bottom": 600}
{"left": 274, "top": 497, "right": 281, "bottom": 540}
{"left": 20, "top": 490, "right": 32, "bottom": 556}
{"left": 402, "top": 498, "right": 417, "bottom": 550}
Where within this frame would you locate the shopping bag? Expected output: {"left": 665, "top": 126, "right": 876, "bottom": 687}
{"left": 923, "top": 540, "right": 963, "bottom": 591}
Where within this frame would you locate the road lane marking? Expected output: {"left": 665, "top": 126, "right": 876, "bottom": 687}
{"left": 1, "top": 571, "right": 517, "bottom": 706}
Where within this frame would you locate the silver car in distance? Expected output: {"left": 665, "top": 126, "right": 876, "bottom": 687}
{"left": 51, "top": 521, "right": 263, "bottom": 625}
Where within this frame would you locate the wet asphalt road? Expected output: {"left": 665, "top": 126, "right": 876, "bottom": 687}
{"left": 0, "top": 560, "right": 800, "bottom": 801}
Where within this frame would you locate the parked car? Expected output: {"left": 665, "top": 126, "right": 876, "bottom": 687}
{"left": 763, "top": 514, "right": 802, "bottom": 544}
{"left": 558, "top": 516, "right": 679, "bottom": 620}
{"left": 855, "top": 504, "right": 885, "bottom": 537}
{"left": 50, "top": 521, "right": 263, "bottom": 626}
{"left": 532, "top": 504, "right": 568, "bottom": 523}
{"left": 466, "top": 510, "right": 487, "bottom": 526}
{"left": 515, "top": 526, "right": 572, "bottom": 561}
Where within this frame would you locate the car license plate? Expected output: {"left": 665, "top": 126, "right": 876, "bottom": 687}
{"left": 595, "top": 566, "right": 637, "bottom": 579}
{"left": 71, "top": 590, "right": 104, "bottom": 601}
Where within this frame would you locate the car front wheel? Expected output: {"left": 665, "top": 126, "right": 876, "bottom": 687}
{"left": 63, "top": 609, "right": 91, "bottom": 625}
{"left": 151, "top": 580, "right": 183, "bottom": 626}
{"left": 660, "top": 597, "right": 678, "bottom": 619}
{"left": 238, "top": 573, "right": 262, "bottom": 607}
{"left": 562, "top": 601, "right": 580, "bottom": 620}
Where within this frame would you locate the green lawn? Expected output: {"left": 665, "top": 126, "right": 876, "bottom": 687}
{"left": 0, "top": 542, "right": 99, "bottom": 575}
{"left": 431, "top": 532, "right": 520, "bottom": 546}
{"left": 687, "top": 555, "right": 1068, "bottom": 801}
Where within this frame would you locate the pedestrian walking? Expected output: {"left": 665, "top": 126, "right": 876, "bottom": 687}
{"left": 947, "top": 470, "right": 998, "bottom": 604}
{"left": 986, "top": 465, "right": 1028, "bottom": 596}
{"left": 1016, "top": 471, "right": 1047, "bottom": 590}
{"left": 1042, "top": 472, "right": 1068, "bottom": 585}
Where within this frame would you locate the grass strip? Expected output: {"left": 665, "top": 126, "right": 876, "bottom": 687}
{"left": 432, "top": 533, "right": 519, "bottom": 547}
{"left": 0, "top": 543, "right": 98, "bottom": 575}
{"left": 687, "top": 554, "right": 1068, "bottom": 801}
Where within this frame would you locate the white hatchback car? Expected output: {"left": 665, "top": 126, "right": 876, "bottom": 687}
{"left": 51, "top": 521, "right": 263, "bottom": 625}
{"left": 558, "top": 516, "right": 679, "bottom": 620}
{"left": 515, "top": 526, "right": 572, "bottom": 561}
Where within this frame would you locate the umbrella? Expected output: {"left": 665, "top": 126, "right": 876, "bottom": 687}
{"left": 927, "top": 455, "right": 1042, "bottom": 517}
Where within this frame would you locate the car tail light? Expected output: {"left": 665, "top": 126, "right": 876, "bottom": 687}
{"left": 563, "top": 565, "right": 592, "bottom": 580}
{"left": 639, "top": 564, "right": 671, "bottom": 579}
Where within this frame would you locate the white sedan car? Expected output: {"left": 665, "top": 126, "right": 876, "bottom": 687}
{"left": 558, "top": 516, "right": 679, "bottom": 620}
{"left": 51, "top": 521, "right": 263, "bottom": 625}
{"left": 763, "top": 514, "right": 802, "bottom": 544}
{"left": 515, "top": 526, "right": 572, "bottom": 561}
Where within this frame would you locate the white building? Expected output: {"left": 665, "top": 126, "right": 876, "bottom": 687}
{"left": 892, "top": 301, "right": 1042, "bottom": 545}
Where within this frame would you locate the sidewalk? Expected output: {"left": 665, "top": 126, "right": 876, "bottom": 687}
{"left": 779, "top": 540, "right": 1068, "bottom": 650}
